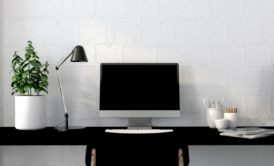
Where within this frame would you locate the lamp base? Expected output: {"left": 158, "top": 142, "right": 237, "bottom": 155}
{"left": 55, "top": 126, "right": 86, "bottom": 132}
{"left": 55, "top": 113, "right": 86, "bottom": 132}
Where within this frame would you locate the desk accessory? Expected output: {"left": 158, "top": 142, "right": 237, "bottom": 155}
{"left": 207, "top": 108, "right": 223, "bottom": 128}
{"left": 203, "top": 97, "right": 225, "bottom": 108}
{"left": 55, "top": 45, "right": 88, "bottom": 131}
{"left": 214, "top": 119, "right": 228, "bottom": 130}
{"left": 219, "top": 127, "right": 274, "bottom": 139}
{"left": 224, "top": 107, "right": 238, "bottom": 129}
{"left": 11, "top": 41, "right": 49, "bottom": 130}
{"left": 203, "top": 97, "right": 225, "bottom": 128}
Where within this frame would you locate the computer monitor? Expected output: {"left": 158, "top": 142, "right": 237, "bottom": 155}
{"left": 99, "top": 63, "right": 180, "bottom": 122}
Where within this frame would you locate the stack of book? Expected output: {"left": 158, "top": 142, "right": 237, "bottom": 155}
{"left": 218, "top": 127, "right": 274, "bottom": 139}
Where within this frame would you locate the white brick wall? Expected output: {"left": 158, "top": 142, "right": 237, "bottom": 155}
{"left": 260, "top": 19, "right": 274, "bottom": 43}
{"left": 211, "top": 46, "right": 244, "bottom": 65}
{"left": 123, "top": 45, "right": 156, "bottom": 62}
{"left": 1, "top": 0, "right": 274, "bottom": 128}
{"left": 206, "top": 20, "right": 227, "bottom": 45}
{"left": 141, "top": 19, "right": 174, "bottom": 44}
{"left": 114, "top": 19, "right": 140, "bottom": 44}
{"left": 245, "top": 46, "right": 271, "bottom": 65}
{"left": 2, "top": 1, "right": 274, "bottom": 165}
{"left": 246, "top": 0, "right": 269, "bottom": 18}
{"left": 227, "top": 20, "right": 259, "bottom": 44}
{"left": 96, "top": 0, "right": 122, "bottom": 18}
{"left": 142, "top": 0, "right": 159, "bottom": 19}
{"left": 174, "top": 20, "right": 207, "bottom": 45}
{"left": 96, "top": 44, "right": 123, "bottom": 62}
{"left": 79, "top": 19, "right": 113, "bottom": 44}
{"left": 209, "top": 0, "right": 245, "bottom": 18}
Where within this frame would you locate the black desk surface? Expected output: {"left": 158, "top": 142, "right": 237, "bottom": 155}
{"left": 1, "top": 127, "right": 274, "bottom": 146}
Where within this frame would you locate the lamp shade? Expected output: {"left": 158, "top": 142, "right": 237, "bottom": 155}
{"left": 70, "top": 45, "right": 88, "bottom": 62}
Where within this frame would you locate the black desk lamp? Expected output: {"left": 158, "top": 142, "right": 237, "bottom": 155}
{"left": 55, "top": 45, "right": 88, "bottom": 131}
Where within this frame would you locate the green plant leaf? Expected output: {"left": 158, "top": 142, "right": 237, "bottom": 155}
{"left": 30, "top": 59, "right": 42, "bottom": 69}
{"left": 27, "top": 79, "right": 33, "bottom": 84}
{"left": 40, "top": 87, "right": 48, "bottom": 94}
{"left": 11, "top": 81, "right": 17, "bottom": 87}
{"left": 11, "top": 41, "right": 49, "bottom": 96}
{"left": 41, "top": 74, "right": 48, "bottom": 81}
{"left": 42, "top": 81, "right": 48, "bottom": 87}
{"left": 24, "top": 84, "right": 31, "bottom": 91}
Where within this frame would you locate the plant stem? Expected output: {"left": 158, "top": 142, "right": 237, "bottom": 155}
{"left": 28, "top": 64, "right": 31, "bottom": 95}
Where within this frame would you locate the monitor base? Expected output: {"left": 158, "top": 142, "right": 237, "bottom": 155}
{"left": 127, "top": 118, "right": 152, "bottom": 129}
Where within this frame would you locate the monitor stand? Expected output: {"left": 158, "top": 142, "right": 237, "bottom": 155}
{"left": 127, "top": 118, "right": 152, "bottom": 129}
{"left": 105, "top": 118, "right": 173, "bottom": 134}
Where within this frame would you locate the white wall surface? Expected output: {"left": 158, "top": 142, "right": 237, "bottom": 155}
{"left": 1, "top": 0, "right": 274, "bottom": 166}
{"left": 1, "top": 0, "right": 274, "bottom": 127}
{"left": 0, "top": 0, "right": 4, "bottom": 125}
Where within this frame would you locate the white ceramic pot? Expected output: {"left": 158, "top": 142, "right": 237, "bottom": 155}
{"left": 214, "top": 119, "right": 228, "bottom": 130}
{"left": 15, "top": 96, "right": 46, "bottom": 130}
{"left": 207, "top": 108, "right": 224, "bottom": 128}
{"left": 224, "top": 113, "right": 238, "bottom": 129}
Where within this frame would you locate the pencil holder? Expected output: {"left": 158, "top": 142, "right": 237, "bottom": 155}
{"left": 207, "top": 108, "right": 224, "bottom": 129}
{"left": 224, "top": 107, "right": 238, "bottom": 129}
{"left": 224, "top": 113, "right": 237, "bottom": 129}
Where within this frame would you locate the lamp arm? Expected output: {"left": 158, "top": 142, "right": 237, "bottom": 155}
{"left": 56, "top": 70, "right": 67, "bottom": 114}
{"left": 55, "top": 49, "right": 73, "bottom": 115}
{"left": 56, "top": 69, "right": 69, "bottom": 129}
{"left": 55, "top": 51, "right": 73, "bottom": 70}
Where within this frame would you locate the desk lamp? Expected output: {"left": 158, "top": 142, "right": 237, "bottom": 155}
{"left": 55, "top": 45, "right": 88, "bottom": 131}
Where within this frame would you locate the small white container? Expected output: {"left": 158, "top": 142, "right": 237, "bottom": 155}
{"left": 207, "top": 108, "right": 224, "bottom": 128}
{"left": 214, "top": 119, "right": 228, "bottom": 130}
{"left": 224, "top": 113, "right": 238, "bottom": 129}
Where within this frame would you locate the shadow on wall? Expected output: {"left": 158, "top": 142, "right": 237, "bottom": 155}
{"left": 180, "top": 83, "right": 260, "bottom": 126}
{"left": 0, "top": 0, "right": 4, "bottom": 126}
{"left": 181, "top": 83, "right": 234, "bottom": 114}
{"left": 50, "top": 64, "right": 97, "bottom": 126}
{"left": 152, "top": 83, "right": 233, "bottom": 126}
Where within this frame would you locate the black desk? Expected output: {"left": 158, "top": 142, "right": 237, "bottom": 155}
{"left": 1, "top": 127, "right": 274, "bottom": 145}
{"left": 1, "top": 127, "right": 274, "bottom": 166}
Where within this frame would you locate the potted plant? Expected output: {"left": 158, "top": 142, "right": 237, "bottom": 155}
{"left": 11, "top": 41, "right": 49, "bottom": 130}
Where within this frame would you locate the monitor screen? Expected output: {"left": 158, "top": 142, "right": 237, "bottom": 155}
{"left": 100, "top": 63, "right": 180, "bottom": 111}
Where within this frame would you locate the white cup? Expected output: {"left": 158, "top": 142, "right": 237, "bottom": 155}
{"left": 207, "top": 108, "right": 224, "bottom": 128}
{"left": 214, "top": 119, "right": 228, "bottom": 130}
{"left": 224, "top": 113, "right": 238, "bottom": 129}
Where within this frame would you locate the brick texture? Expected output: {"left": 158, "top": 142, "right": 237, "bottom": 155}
{"left": 1, "top": 0, "right": 274, "bottom": 127}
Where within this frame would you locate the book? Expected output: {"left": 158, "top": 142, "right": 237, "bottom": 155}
{"left": 218, "top": 127, "right": 274, "bottom": 139}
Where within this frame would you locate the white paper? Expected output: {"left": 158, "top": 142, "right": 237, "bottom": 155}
{"left": 218, "top": 127, "right": 274, "bottom": 139}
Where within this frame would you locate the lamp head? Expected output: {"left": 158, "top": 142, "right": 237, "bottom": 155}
{"left": 70, "top": 45, "right": 88, "bottom": 62}
{"left": 55, "top": 45, "right": 88, "bottom": 70}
